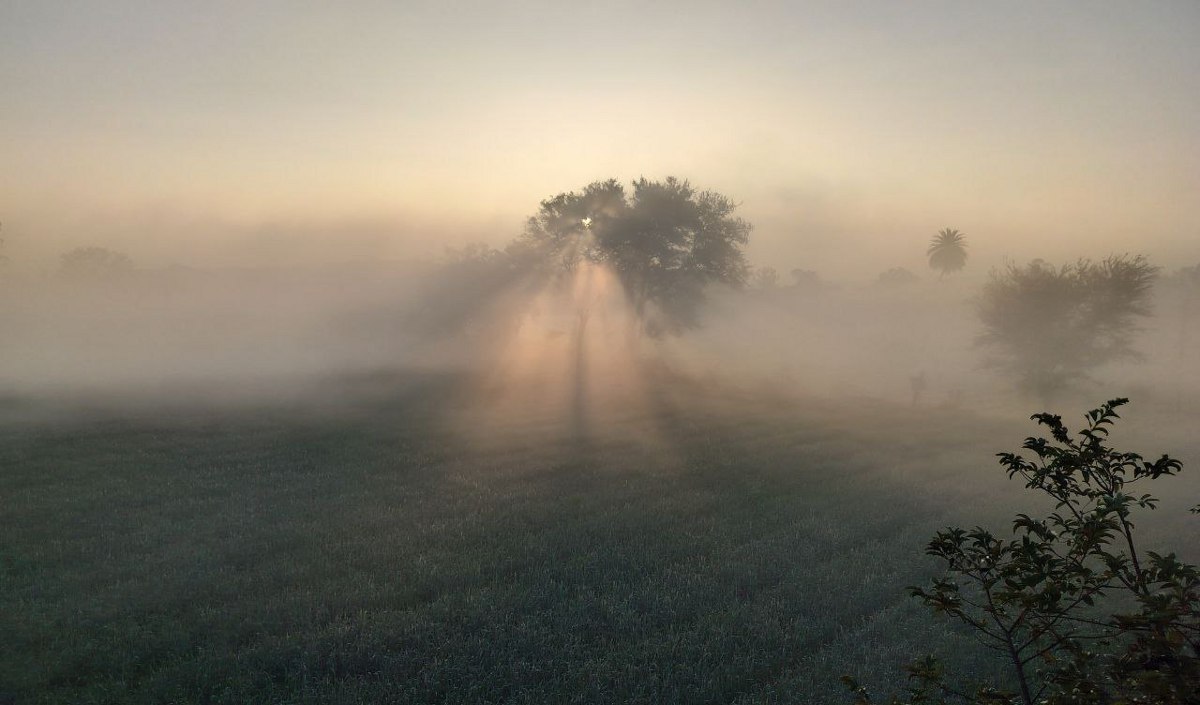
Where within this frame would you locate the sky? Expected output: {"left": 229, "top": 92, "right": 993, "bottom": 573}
{"left": 2, "top": 1, "right": 1198, "bottom": 279}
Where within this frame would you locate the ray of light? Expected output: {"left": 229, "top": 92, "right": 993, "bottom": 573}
{"left": 453, "top": 256, "right": 684, "bottom": 467}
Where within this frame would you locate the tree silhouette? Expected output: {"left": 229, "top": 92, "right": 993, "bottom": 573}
{"left": 846, "top": 399, "right": 1200, "bottom": 705}
{"left": 519, "top": 177, "right": 750, "bottom": 336}
{"left": 877, "top": 267, "right": 919, "bottom": 287}
{"left": 1160, "top": 264, "right": 1200, "bottom": 410}
{"left": 749, "top": 266, "right": 780, "bottom": 292}
{"left": 927, "top": 228, "right": 967, "bottom": 278}
{"left": 59, "top": 246, "right": 133, "bottom": 279}
{"left": 405, "top": 243, "right": 530, "bottom": 345}
{"left": 977, "top": 255, "right": 1158, "bottom": 401}
{"left": 790, "top": 269, "right": 821, "bottom": 290}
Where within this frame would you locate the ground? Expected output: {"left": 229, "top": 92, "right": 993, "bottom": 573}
{"left": 1, "top": 371, "right": 1195, "bottom": 704}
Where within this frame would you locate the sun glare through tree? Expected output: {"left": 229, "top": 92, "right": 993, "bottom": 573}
{"left": 1, "top": 3, "right": 1198, "bottom": 704}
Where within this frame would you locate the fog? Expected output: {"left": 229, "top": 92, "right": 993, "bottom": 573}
{"left": 0, "top": 262, "right": 429, "bottom": 398}
{"left": 7, "top": 6, "right": 1200, "bottom": 703}
{"left": 5, "top": 2, "right": 1200, "bottom": 283}
{"left": 2, "top": 0, "right": 1198, "bottom": 429}
{"left": 3, "top": 249, "right": 1197, "bottom": 430}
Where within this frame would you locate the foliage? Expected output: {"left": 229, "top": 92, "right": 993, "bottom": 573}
{"left": 443, "top": 241, "right": 507, "bottom": 268}
{"left": 1160, "top": 264, "right": 1200, "bottom": 321}
{"left": 977, "top": 256, "right": 1159, "bottom": 400}
{"left": 405, "top": 242, "right": 533, "bottom": 343}
{"left": 59, "top": 246, "right": 134, "bottom": 278}
{"left": 519, "top": 177, "right": 751, "bottom": 336}
{"left": 878, "top": 267, "right": 920, "bottom": 287}
{"left": 750, "top": 266, "right": 781, "bottom": 292}
{"left": 1160, "top": 264, "right": 1200, "bottom": 365}
{"left": 845, "top": 398, "right": 1199, "bottom": 704}
{"left": 1170, "top": 264, "right": 1200, "bottom": 288}
{"left": 791, "top": 268, "right": 822, "bottom": 289}
{"left": 928, "top": 229, "right": 968, "bottom": 278}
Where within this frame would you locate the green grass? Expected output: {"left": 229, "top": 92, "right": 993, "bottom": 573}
{"left": 4, "top": 373, "right": 1185, "bottom": 704}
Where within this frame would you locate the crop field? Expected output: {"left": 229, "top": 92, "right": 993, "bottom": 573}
{"left": 1, "top": 372, "right": 1196, "bottom": 704}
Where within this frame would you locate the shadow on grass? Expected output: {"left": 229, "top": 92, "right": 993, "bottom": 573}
{"left": 1, "top": 369, "right": 1025, "bottom": 704}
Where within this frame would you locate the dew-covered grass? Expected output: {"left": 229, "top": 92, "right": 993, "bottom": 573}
{"left": 2, "top": 372, "right": 1194, "bottom": 704}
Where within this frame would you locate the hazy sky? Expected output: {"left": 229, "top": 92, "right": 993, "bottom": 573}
{"left": 3, "top": 1, "right": 1198, "bottom": 277}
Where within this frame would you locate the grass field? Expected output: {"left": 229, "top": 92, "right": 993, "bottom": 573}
{"left": 2, "top": 372, "right": 1196, "bottom": 704}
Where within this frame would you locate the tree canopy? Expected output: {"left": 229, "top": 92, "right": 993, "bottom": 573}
{"left": 927, "top": 228, "right": 967, "bottom": 278}
{"left": 60, "top": 246, "right": 133, "bottom": 279}
{"left": 977, "top": 255, "right": 1158, "bottom": 399}
{"left": 877, "top": 266, "right": 920, "bottom": 287}
{"left": 518, "top": 177, "right": 751, "bottom": 336}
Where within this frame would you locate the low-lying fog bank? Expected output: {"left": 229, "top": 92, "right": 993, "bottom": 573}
{"left": 1, "top": 259, "right": 1196, "bottom": 427}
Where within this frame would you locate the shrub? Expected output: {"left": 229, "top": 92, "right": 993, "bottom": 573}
{"left": 977, "top": 256, "right": 1158, "bottom": 401}
{"left": 845, "top": 399, "right": 1199, "bottom": 704}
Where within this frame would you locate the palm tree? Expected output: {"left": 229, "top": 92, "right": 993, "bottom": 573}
{"left": 927, "top": 228, "right": 967, "bottom": 278}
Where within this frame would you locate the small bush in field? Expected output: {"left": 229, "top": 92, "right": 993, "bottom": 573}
{"left": 845, "top": 398, "right": 1199, "bottom": 704}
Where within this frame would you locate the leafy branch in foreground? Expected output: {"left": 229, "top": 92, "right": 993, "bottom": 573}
{"left": 845, "top": 398, "right": 1199, "bottom": 704}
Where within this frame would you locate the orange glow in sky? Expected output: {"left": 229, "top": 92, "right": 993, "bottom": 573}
{"left": 2, "top": 2, "right": 1197, "bottom": 277}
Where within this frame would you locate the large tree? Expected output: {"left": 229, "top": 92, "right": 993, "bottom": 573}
{"left": 977, "top": 255, "right": 1158, "bottom": 400}
{"left": 518, "top": 177, "right": 751, "bottom": 336}
{"left": 927, "top": 228, "right": 967, "bottom": 278}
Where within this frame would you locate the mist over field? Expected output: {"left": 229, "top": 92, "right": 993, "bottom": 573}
{"left": 3, "top": 2, "right": 1200, "bottom": 703}
{"left": 2, "top": 258, "right": 1197, "bottom": 416}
